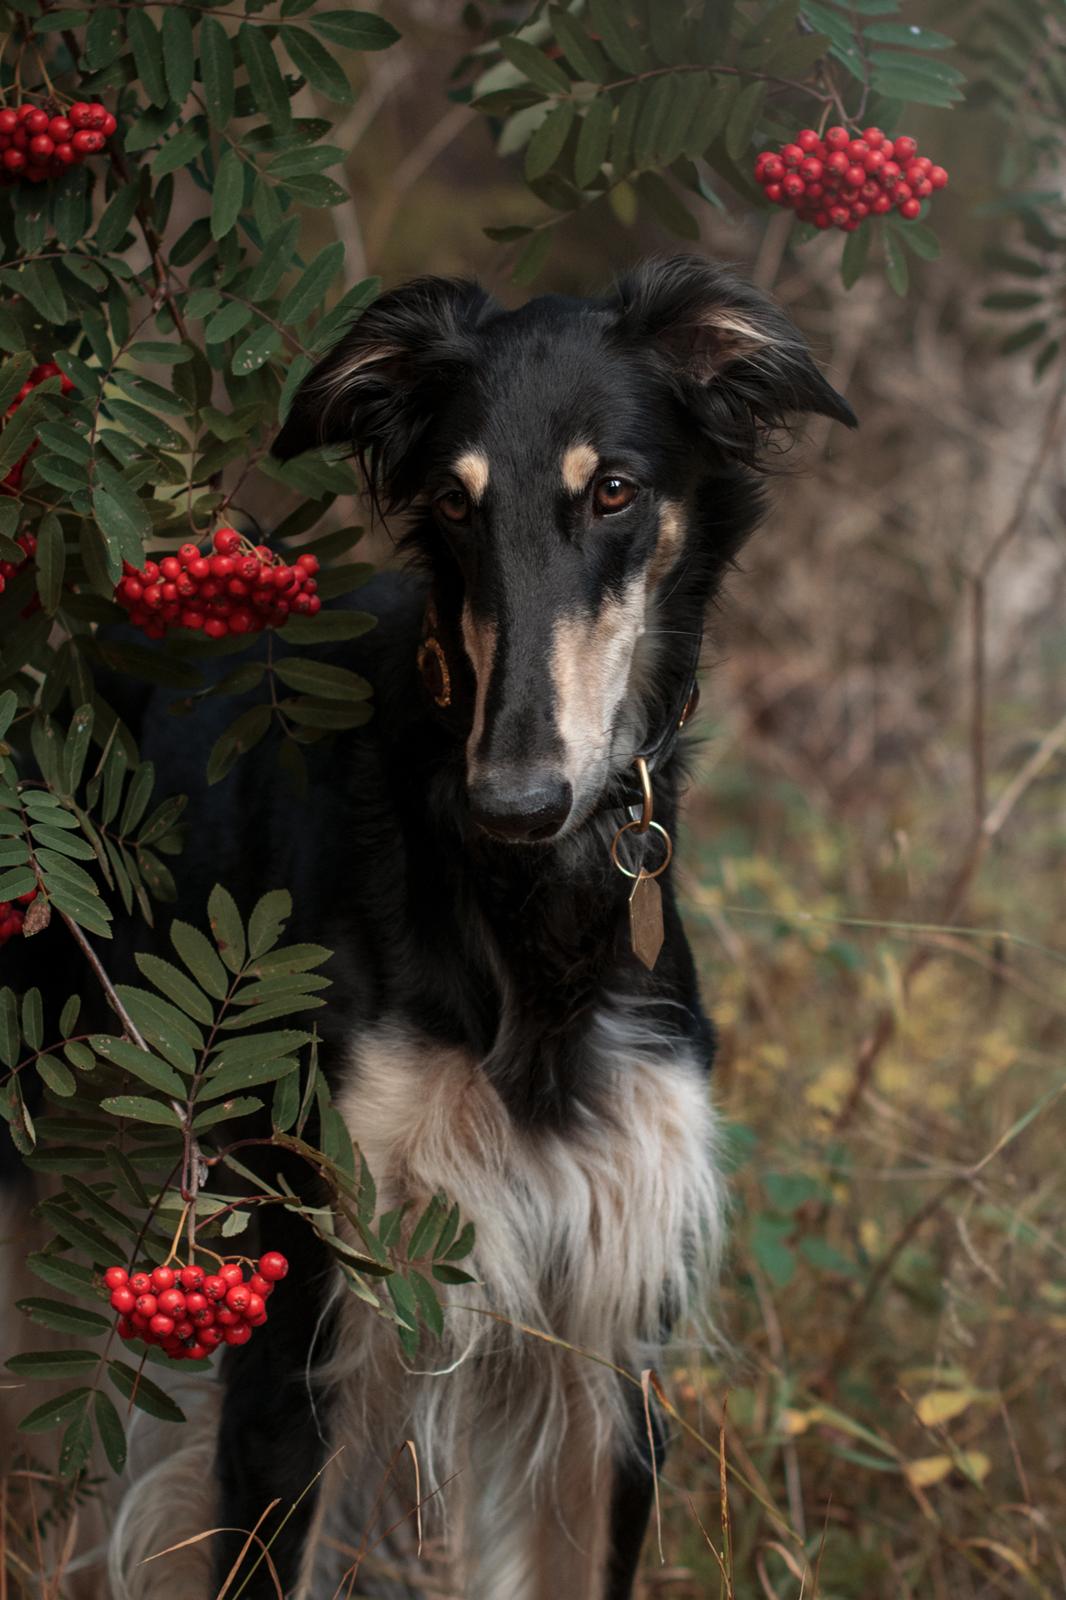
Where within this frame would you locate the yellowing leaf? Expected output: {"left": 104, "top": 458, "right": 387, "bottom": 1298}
{"left": 915, "top": 1389, "right": 979, "bottom": 1427}
{"left": 779, "top": 1407, "right": 819, "bottom": 1436}
{"left": 962, "top": 1540, "right": 1047, "bottom": 1587}
{"left": 904, "top": 1451, "right": 990, "bottom": 1489}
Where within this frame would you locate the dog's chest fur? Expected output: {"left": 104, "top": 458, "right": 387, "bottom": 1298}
{"left": 313, "top": 1006, "right": 723, "bottom": 1596}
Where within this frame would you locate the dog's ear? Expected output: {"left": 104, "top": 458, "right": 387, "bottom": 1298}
{"left": 272, "top": 276, "right": 495, "bottom": 505}
{"left": 611, "top": 255, "right": 856, "bottom": 462}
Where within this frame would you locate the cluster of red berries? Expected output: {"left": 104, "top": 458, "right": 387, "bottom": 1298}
{"left": 0, "top": 887, "right": 36, "bottom": 947}
{"left": 2, "top": 362, "right": 75, "bottom": 497}
{"left": 0, "top": 101, "right": 115, "bottom": 184}
{"left": 114, "top": 527, "right": 323, "bottom": 639}
{"left": 104, "top": 1252, "right": 289, "bottom": 1362}
{"left": 755, "top": 127, "right": 948, "bottom": 232}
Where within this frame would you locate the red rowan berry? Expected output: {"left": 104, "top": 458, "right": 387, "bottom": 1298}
{"left": 824, "top": 126, "right": 849, "bottom": 149}
{"left": 135, "top": 1293, "right": 158, "bottom": 1318}
{"left": 130, "top": 1272, "right": 151, "bottom": 1295}
{"left": 258, "top": 1252, "right": 289, "bottom": 1282}
{"left": 893, "top": 135, "right": 917, "bottom": 161}
{"left": 224, "top": 1324, "right": 252, "bottom": 1346}
{"left": 110, "top": 1287, "right": 136, "bottom": 1314}
{"left": 104, "top": 1266, "right": 128, "bottom": 1290}
{"left": 899, "top": 198, "right": 921, "bottom": 220}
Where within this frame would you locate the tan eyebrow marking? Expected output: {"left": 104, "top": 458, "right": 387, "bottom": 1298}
{"left": 561, "top": 443, "right": 599, "bottom": 496}
{"left": 453, "top": 449, "right": 490, "bottom": 503}
{"left": 647, "top": 500, "right": 686, "bottom": 587}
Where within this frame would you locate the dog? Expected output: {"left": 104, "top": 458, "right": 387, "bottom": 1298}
{"left": 2, "top": 255, "right": 854, "bottom": 1598}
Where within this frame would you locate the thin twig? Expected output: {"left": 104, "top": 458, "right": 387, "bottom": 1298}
{"left": 57, "top": 910, "right": 148, "bottom": 1050}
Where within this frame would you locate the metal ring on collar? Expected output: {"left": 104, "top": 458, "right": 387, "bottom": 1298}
{"left": 609, "top": 819, "right": 673, "bottom": 881}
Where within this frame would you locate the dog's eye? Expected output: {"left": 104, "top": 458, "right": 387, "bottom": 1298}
{"left": 435, "top": 489, "right": 470, "bottom": 524}
{"left": 593, "top": 476, "right": 637, "bottom": 515}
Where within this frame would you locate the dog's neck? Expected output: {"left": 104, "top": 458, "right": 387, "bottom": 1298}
{"left": 408, "top": 619, "right": 705, "bottom": 1129}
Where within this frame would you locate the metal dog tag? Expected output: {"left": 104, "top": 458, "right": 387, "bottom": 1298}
{"left": 629, "top": 870, "right": 664, "bottom": 971}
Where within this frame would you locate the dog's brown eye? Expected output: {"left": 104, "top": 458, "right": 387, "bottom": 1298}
{"left": 593, "top": 477, "right": 637, "bottom": 515}
{"left": 435, "top": 489, "right": 470, "bottom": 524}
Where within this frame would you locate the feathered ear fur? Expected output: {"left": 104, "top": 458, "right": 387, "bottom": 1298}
{"left": 610, "top": 255, "right": 856, "bottom": 463}
{"left": 272, "top": 276, "right": 496, "bottom": 508}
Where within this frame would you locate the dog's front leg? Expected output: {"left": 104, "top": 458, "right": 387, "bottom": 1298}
{"left": 212, "top": 1213, "right": 334, "bottom": 1598}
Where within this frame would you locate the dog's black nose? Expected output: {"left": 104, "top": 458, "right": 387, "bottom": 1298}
{"left": 468, "top": 774, "right": 573, "bottom": 842}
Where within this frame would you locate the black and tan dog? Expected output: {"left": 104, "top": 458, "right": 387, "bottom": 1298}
{"left": 3, "top": 255, "right": 854, "bottom": 1598}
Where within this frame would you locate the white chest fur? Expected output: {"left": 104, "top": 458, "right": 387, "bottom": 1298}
{"left": 315, "top": 1010, "right": 725, "bottom": 1598}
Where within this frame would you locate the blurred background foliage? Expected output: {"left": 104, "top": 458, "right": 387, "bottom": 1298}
{"left": 0, "top": 0, "right": 1063, "bottom": 1594}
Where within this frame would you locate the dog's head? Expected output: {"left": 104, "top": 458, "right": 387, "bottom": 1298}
{"left": 274, "top": 256, "right": 854, "bottom": 843}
